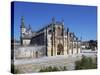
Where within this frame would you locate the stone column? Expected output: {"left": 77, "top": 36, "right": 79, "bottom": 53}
{"left": 67, "top": 32, "right": 70, "bottom": 55}
{"left": 78, "top": 42, "right": 81, "bottom": 54}
{"left": 76, "top": 37, "right": 78, "bottom": 54}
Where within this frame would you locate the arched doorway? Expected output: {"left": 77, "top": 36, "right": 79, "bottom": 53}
{"left": 57, "top": 43, "right": 63, "bottom": 55}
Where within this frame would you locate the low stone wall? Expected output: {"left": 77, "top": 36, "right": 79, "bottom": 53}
{"left": 14, "top": 46, "right": 46, "bottom": 59}
{"left": 14, "top": 52, "right": 97, "bottom": 74}
{"left": 14, "top": 55, "right": 82, "bottom": 73}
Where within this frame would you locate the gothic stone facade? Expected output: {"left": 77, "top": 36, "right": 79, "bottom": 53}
{"left": 20, "top": 17, "right": 81, "bottom": 57}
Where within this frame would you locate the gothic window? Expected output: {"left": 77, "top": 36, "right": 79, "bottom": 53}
{"left": 69, "top": 43, "right": 72, "bottom": 49}
{"left": 57, "top": 27, "right": 62, "bottom": 36}
{"left": 48, "top": 29, "right": 52, "bottom": 34}
{"left": 78, "top": 43, "right": 80, "bottom": 48}
{"left": 22, "top": 33, "right": 25, "bottom": 37}
{"left": 57, "top": 43, "right": 63, "bottom": 55}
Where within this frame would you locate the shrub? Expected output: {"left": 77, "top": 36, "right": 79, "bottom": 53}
{"left": 39, "top": 66, "right": 67, "bottom": 72}
{"left": 75, "top": 56, "right": 97, "bottom": 70}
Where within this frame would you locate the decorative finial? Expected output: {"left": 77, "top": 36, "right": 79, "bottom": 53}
{"left": 72, "top": 32, "right": 75, "bottom": 37}
{"left": 80, "top": 36, "right": 82, "bottom": 41}
{"left": 67, "top": 27, "right": 69, "bottom": 34}
{"left": 76, "top": 37, "right": 78, "bottom": 41}
{"left": 52, "top": 17, "right": 55, "bottom": 23}
{"left": 21, "top": 16, "right": 24, "bottom": 21}
{"left": 28, "top": 24, "right": 31, "bottom": 30}
{"left": 62, "top": 19, "right": 64, "bottom": 25}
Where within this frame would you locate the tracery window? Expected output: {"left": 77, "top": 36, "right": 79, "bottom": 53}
{"left": 48, "top": 29, "right": 52, "bottom": 34}
{"left": 57, "top": 27, "right": 62, "bottom": 36}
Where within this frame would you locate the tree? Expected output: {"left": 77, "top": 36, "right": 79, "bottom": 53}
{"left": 88, "top": 40, "right": 97, "bottom": 50}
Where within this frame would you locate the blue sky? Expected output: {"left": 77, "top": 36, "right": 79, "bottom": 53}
{"left": 13, "top": 1, "right": 97, "bottom": 41}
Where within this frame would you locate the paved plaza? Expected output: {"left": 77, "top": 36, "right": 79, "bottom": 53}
{"left": 14, "top": 50, "right": 97, "bottom": 73}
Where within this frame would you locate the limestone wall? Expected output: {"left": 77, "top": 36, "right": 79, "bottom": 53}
{"left": 23, "top": 39, "right": 31, "bottom": 45}
{"left": 14, "top": 46, "right": 46, "bottom": 59}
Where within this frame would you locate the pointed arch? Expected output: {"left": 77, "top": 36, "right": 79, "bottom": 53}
{"left": 57, "top": 43, "right": 63, "bottom": 55}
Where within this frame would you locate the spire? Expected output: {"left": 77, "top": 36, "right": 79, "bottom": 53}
{"left": 62, "top": 19, "right": 64, "bottom": 25}
{"left": 80, "top": 36, "right": 82, "bottom": 41}
{"left": 76, "top": 37, "right": 78, "bottom": 41}
{"left": 52, "top": 17, "right": 55, "bottom": 24}
{"left": 72, "top": 32, "right": 75, "bottom": 37}
{"left": 62, "top": 19, "right": 64, "bottom": 36}
{"left": 67, "top": 27, "right": 69, "bottom": 35}
{"left": 28, "top": 24, "right": 31, "bottom": 30}
{"left": 21, "top": 16, "right": 25, "bottom": 28}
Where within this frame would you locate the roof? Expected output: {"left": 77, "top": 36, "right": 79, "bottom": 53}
{"left": 22, "top": 35, "right": 32, "bottom": 39}
{"left": 37, "top": 21, "right": 63, "bottom": 33}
